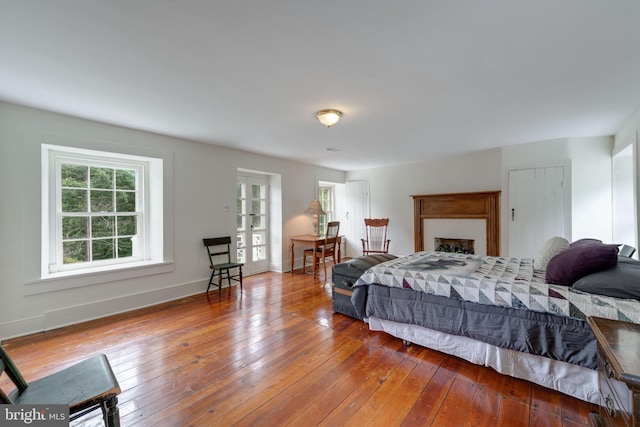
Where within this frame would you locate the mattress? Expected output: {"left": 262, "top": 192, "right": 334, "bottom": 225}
{"left": 354, "top": 251, "right": 640, "bottom": 323}
{"left": 349, "top": 250, "right": 640, "bottom": 403}
{"left": 359, "top": 283, "right": 596, "bottom": 368}
{"left": 331, "top": 254, "right": 397, "bottom": 319}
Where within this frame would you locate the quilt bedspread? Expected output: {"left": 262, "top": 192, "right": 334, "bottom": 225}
{"left": 353, "top": 251, "right": 640, "bottom": 324}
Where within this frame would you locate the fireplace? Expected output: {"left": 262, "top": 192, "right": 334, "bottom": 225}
{"left": 435, "top": 238, "right": 475, "bottom": 254}
{"left": 412, "top": 191, "right": 500, "bottom": 256}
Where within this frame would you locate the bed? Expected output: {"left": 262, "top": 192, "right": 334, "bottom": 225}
{"left": 343, "top": 246, "right": 640, "bottom": 404}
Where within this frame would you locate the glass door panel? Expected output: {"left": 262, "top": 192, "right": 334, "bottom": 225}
{"left": 237, "top": 175, "right": 269, "bottom": 274}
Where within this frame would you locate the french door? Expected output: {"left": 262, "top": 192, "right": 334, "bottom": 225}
{"left": 237, "top": 175, "right": 269, "bottom": 274}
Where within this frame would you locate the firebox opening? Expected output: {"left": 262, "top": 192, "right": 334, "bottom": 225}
{"left": 435, "top": 238, "right": 475, "bottom": 254}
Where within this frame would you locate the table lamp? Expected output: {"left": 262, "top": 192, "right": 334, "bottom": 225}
{"left": 304, "top": 200, "right": 326, "bottom": 236}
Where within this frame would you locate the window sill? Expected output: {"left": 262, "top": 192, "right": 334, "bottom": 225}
{"left": 25, "top": 260, "right": 174, "bottom": 295}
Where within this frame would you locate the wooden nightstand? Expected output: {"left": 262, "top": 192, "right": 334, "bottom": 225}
{"left": 587, "top": 316, "right": 640, "bottom": 426}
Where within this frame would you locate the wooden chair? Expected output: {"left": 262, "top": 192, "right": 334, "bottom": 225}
{"left": 303, "top": 221, "right": 340, "bottom": 278}
{"left": 203, "top": 236, "right": 244, "bottom": 294}
{"left": 361, "top": 218, "right": 390, "bottom": 255}
{"left": 0, "top": 345, "right": 121, "bottom": 426}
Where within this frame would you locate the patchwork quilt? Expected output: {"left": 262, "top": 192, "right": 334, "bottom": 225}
{"left": 354, "top": 251, "right": 640, "bottom": 324}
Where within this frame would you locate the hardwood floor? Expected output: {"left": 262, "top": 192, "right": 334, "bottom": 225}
{"left": 1, "top": 271, "right": 598, "bottom": 426}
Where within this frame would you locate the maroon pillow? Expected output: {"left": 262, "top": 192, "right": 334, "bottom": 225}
{"left": 546, "top": 243, "right": 618, "bottom": 286}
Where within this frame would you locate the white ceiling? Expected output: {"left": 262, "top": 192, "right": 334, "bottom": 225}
{"left": 2, "top": 1, "right": 640, "bottom": 171}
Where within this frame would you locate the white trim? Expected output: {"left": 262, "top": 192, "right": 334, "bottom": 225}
{"left": 25, "top": 260, "right": 174, "bottom": 295}
{"left": 41, "top": 143, "right": 164, "bottom": 278}
{"left": 2, "top": 276, "right": 200, "bottom": 339}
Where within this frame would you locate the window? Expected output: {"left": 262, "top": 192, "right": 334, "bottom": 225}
{"left": 43, "top": 144, "right": 163, "bottom": 277}
{"left": 318, "top": 185, "right": 333, "bottom": 236}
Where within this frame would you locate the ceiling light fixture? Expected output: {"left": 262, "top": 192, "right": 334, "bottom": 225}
{"left": 316, "top": 109, "right": 343, "bottom": 128}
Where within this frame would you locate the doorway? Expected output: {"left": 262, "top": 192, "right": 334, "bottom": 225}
{"left": 508, "top": 166, "right": 569, "bottom": 258}
{"left": 237, "top": 174, "right": 269, "bottom": 274}
{"left": 346, "top": 180, "right": 369, "bottom": 257}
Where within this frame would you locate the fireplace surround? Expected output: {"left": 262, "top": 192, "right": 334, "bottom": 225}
{"left": 411, "top": 191, "right": 500, "bottom": 256}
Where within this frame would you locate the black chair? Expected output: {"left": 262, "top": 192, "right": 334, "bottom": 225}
{"left": 203, "top": 236, "right": 244, "bottom": 294}
{"left": 0, "top": 345, "right": 121, "bottom": 426}
{"left": 620, "top": 244, "right": 636, "bottom": 258}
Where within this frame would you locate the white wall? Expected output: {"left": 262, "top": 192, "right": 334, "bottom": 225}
{"left": 501, "top": 136, "right": 613, "bottom": 251}
{"left": 615, "top": 108, "right": 640, "bottom": 249}
{"left": 0, "top": 102, "right": 345, "bottom": 339}
{"left": 345, "top": 136, "right": 614, "bottom": 259}
{"left": 567, "top": 137, "right": 614, "bottom": 241}
{"left": 346, "top": 149, "right": 503, "bottom": 256}
{"left": 1, "top": 97, "right": 629, "bottom": 339}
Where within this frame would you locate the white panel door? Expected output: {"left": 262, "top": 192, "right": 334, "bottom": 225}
{"left": 346, "top": 180, "right": 369, "bottom": 257}
{"left": 508, "top": 167, "right": 567, "bottom": 258}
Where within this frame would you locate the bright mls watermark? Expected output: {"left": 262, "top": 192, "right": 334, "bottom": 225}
{"left": 1, "top": 405, "right": 68, "bottom": 426}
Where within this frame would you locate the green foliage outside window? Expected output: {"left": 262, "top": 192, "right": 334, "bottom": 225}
{"left": 61, "top": 163, "right": 138, "bottom": 264}
{"left": 318, "top": 187, "right": 330, "bottom": 235}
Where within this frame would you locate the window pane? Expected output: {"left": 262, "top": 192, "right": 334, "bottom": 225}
{"left": 62, "top": 189, "right": 87, "bottom": 212}
{"left": 62, "top": 216, "right": 88, "bottom": 239}
{"left": 117, "top": 237, "right": 133, "bottom": 258}
{"left": 236, "top": 182, "right": 245, "bottom": 198}
{"left": 237, "top": 198, "right": 245, "bottom": 214}
{"left": 252, "top": 231, "right": 265, "bottom": 246}
{"left": 91, "top": 190, "right": 114, "bottom": 212}
{"left": 117, "top": 216, "right": 137, "bottom": 236}
{"left": 319, "top": 188, "right": 330, "bottom": 210}
{"left": 253, "top": 245, "right": 266, "bottom": 261}
{"left": 116, "top": 169, "right": 136, "bottom": 190}
{"left": 92, "top": 239, "right": 115, "bottom": 260}
{"left": 116, "top": 191, "right": 135, "bottom": 212}
{"left": 48, "top": 144, "right": 158, "bottom": 275}
{"left": 251, "top": 184, "right": 263, "bottom": 199}
{"left": 251, "top": 215, "right": 264, "bottom": 229}
{"left": 63, "top": 241, "right": 88, "bottom": 264}
{"left": 319, "top": 216, "right": 327, "bottom": 235}
{"left": 90, "top": 167, "right": 114, "bottom": 189}
{"left": 92, "top": 216, "right": 115, "bottom": 237}
{"left": 236, "top": 215, "right": 244, "bottom": 230}
{"left": 252, "top": 200, "right": 265, "bottom": 215}
{"left": 61, "top": 164, "right": 88, "bottom": 188}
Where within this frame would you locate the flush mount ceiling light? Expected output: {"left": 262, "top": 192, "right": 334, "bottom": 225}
{"left": 315, "top": 109, "right": 343, "bottom": 127}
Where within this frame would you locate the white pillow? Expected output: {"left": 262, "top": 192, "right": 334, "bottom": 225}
{"left": 534, "top": 236, "right": 570, "bottom": 271}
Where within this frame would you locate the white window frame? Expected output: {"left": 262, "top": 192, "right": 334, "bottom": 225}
{"left": 318, "top": 185, "right": 334, "bottom": 236}
{"left": 42, "top": 144, "right": 164, "bottom": 279}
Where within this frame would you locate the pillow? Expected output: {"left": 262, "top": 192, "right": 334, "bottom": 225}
{"left": 534, "top": 236, "right": 570, "bottom": 271}
{"left": 545, "top": 243, "right": 618, "bottom": 286}
{"left": 569, "top": 238, "right": 602, "bottom": 247}
{"left": 572, "top": 256, "right": 640, "bottom": 301}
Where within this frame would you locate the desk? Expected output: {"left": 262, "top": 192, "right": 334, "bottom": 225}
{"left": 289, "top": 234, "right": 342, "bottom": 278}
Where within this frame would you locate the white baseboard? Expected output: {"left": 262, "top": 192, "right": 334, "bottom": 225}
{"left": 0, "top": 279, "right": 211, "bottom": 341}
{"left": 0, "top": 316, "right": 45, "bottom": 341}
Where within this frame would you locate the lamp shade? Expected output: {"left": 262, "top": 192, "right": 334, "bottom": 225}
{"left": 304, "top": 200, "right": 326, "bottom": 216}
{"left": 316, "top": 109, "right": 342, "bottom": 127}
